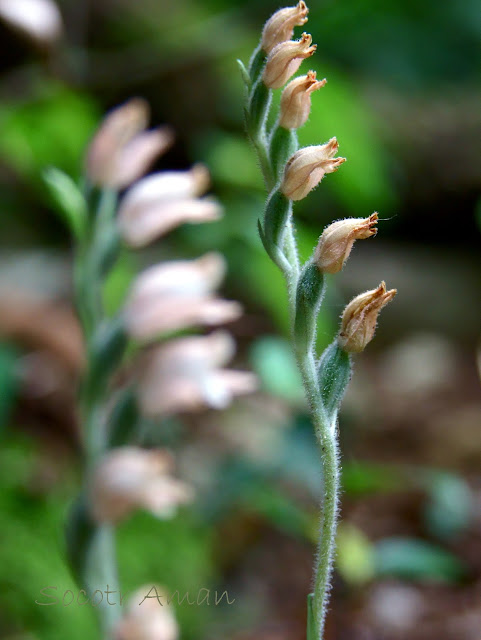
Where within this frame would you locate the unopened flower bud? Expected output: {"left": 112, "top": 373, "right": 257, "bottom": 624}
{"left": 314, "top": 213, "right": 378, "bottom": 274}
{"left": 261, "top": 1, "right": 309, "bottom": 54}
{"left": 338, "top": 282, "right": 397, "bottom": 353}
{"left": 280, "top": 138, "right": 346, "bottom": 200}
{"left": 263, "top": 33, "right": 316, "bottom": 90}
{"left": 279, "top": 71, "right": 326, "bottom": 129}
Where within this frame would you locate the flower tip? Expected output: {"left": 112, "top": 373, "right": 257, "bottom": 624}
{"left": 331, "top": 157, "right": 346, "bottom": 170}
{"left": 191, "top": 164, "right": 211, "bottom": 195}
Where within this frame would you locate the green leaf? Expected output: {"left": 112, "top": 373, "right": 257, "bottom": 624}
{"left": 263, "top": 188, "right": 292, "bottom": 269}
{"left": 108, "top": 389, "right": 140, "bottom": 447}
{"left": 294, "top": 262, "right": 326, "bottom": 353}
{"left": 236, "top": 59, "right": 250, "bottom": 88}
{"left": 247, "top": 80, "right": 271, "bottom": 139}
{"left": 87, "top": 317, "right": 128, "bottom": 398}
{"left": 248, "top": 45, "right": 267, "bottom": 86}
{"left": 317, "top": 340, "right": 352, "bottom": 420}
{"left": 374, "top": 537, "right": 465, "bottom": 583}
{"left": 269, "top": 126, "right": 298, "bottom": 181}
{"left": 43, "top": 167, "right": 88, "bottom": 240}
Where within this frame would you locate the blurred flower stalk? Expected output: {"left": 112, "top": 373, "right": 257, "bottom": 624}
{"left": 44, "top": 99, "right": 255, "bottom": 638}
{"left": 239, "top": 3, "right": 396, "bottom": 638}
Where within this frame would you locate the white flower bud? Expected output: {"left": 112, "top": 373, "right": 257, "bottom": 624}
{"left": 314, "top": 213, "right": 378, "bottom": 274}
{"left": 261, "top": 1, "right": 309, "bottom": 54}
{"left": 263, "top": 33, "right": 316, "bottom": 90}
{"left": 117, "top": 165, "right": 213, "bottom": 245}
{"left": 338, "top": 282, "right": 397, "bottom": 353}
{"left": 90, "top": 447, "right": 193, "bottom": 524}
{"left": 280, "top": 138, "right": 346, "bottom": 200}
{"left": 0, "top": 0, "right": 62, "bottom": 45}
{"left": 137, "top": 332, "right": 257, "bottom": 416}
{"left": 86, "top": 99, "right": 173, "bottom": 189}
{"left": 279, "top": 71, "right": 326, "bottom": 129}
{"left": 118, "top": 196, "right": 222, "bottom": 247}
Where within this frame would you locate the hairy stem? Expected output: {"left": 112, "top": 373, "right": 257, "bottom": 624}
{"left": 248, "top": 76, "right": 340, "bottom": 640}
{"left": 296, "top": 338, "right": 340, "bottom": 640}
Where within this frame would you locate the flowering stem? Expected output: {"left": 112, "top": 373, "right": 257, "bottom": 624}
{"left": 72, "top": 185, "right": 124, "bottom": 636}
{"left": 244, "top": 65, "right": 341, "bottom": 640}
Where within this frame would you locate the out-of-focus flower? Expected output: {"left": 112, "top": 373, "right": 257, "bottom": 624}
{"left": 280, "top": 138, "right": 346, "bottom": 200}
{"left": 279, "top": 71, "right": 326, "bottom": 130}
{"left": 263, "top": 33, "right": 316, "bottom": 90}
{"left": 261, "top": 1, "right": 309, "bottom": 54}
{"left": 314, "top": 213, "right": 378, "bottom": 274}
{"left": 86, "top": 98, "right": 173, "bottom": 189}
{"left": 89, "top": 447, "right": 192, "bottom": 524}
{"left": 0, "top": 0, "right": 62, "bottom": 45}
{"left": 137, "top": 332, "right": 257, "bottom": 416}
{"left": 338, "top": 282, "right": 397, "bottom": 353}
{"left": 113, "top": 585, "right": 178, "bottom": 640}
{"left": 124, "top": 253, "right": 242, "bottom": 339}
{"left": 117, "top": 165, "right": 221, "bottom": 247}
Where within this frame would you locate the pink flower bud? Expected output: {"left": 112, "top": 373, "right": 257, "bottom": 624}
{"left": 137, "top": 332, "right": 257, "bottom": 416}
{"left": 118, "top": 197, "right": 222, "bottom": 247}
{"left": 263, "top": 33, "right": 316, "bottom": 90}
{"left": 279, "top": 71, "right": 326, "bottom": 129}
{"left": 90, "top": 447, "right": 193, "bottom": 524}
{"left": 261, "top": 1, "right": 309, "bottom": 54}
{"left": 117, "top": 165, "right": 220, "bottom": 247}
{"left": 86, "top": 99, "right": 173, "bottom": 189}
{"left": 125, "top": 253, "right": 242, "bottom": 339}
{"left": 338, "top": 282, "right": 397, "bottom": 353}
{"left": 314, "top": 213, "right": 378, "bottom": 274}
{"left": 280, "top": 138, "right": 346, "bottom": 200}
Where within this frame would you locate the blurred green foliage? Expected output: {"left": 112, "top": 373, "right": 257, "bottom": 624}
{"left": 0, "top": 82, "right": 97, "bottom": 180}
{"left": 0, "top": 436, "right": 215, "bottom": 640}
{"left": 0, "top": 0, "right": 480, "bottom": 637}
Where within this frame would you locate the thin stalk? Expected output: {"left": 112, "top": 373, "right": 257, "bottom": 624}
{"left": 86, "top": 524, "right": 120, "bottom": 635}
{"left": 75, "top": 186, "right": 122, "bottom": 635}
{"left": 312, "top": 434, "right": 339, "bottom": 639}
{"left": 295, "top": 328, "right": 339, "bottom": 640}
{"left": 249, "top": 76, "right": 340, "bottom": 640}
